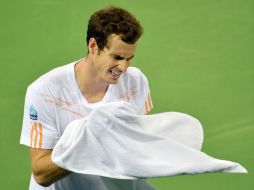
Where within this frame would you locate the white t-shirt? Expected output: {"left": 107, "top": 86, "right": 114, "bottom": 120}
{"left": 20, "top": 60, "right": 153, "bottom": 190}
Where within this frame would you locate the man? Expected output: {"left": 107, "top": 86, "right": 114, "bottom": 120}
{"left": 20, "top": 6, "right": 153, "bottom": 189}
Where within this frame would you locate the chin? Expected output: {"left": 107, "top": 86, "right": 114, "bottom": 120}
{"left": 106, "top": 78, "right": 119, "bottom": 84}
{"left": 104, "top": 75, "right": 121, "bottom": 84}
{"left": 108, "top": 80, "right": 118, "bottom": 84}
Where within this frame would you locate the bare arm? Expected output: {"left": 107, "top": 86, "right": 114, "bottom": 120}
{"left": 30, "top": 148, "right": 71, "bottom": 187}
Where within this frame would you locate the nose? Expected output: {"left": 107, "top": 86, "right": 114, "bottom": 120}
{"left": 117, "top": 60, "right": 130, "bottom": 73}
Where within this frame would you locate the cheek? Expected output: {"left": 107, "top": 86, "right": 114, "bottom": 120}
{"left": 105, "top": 58, "right": 117, "bottom": 68}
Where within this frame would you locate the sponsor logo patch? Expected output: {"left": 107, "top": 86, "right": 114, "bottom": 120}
{"left": 30, "top": 105, "right": 38, "bottom": 120}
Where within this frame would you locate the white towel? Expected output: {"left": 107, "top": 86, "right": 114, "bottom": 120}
{"left": 52, "top": 101, "right": 247, "bottom": 180}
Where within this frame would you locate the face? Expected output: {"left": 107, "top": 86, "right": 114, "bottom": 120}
{"left": 89, "top": 34, "right": 137, "bottom": 84}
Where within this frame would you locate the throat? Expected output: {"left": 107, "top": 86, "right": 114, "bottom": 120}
{"left": 74, "top": 59, "right": 109, "bottom": 103}
{"left": 81, "top": 85, "right": 109, "bottom": 103}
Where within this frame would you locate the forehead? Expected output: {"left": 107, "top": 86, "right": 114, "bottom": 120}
{"left": 106, "top": 34, "right": 137, "bottom": 56}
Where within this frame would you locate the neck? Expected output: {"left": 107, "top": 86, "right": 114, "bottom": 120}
{"left": 74, "top": 58, "right": 108, "bottom": 103}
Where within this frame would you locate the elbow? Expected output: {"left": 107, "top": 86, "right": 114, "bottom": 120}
{"left": 33, "top": 174, "right": 53, "bottom": 187}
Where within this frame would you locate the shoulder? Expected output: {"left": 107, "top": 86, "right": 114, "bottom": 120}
{"left": 120, "top": 66, "right": 149, "bottom": 85}
{"left": 28, "top": 62, "right": 74, "bottom": 94}
{"left": 126, "top": 67, "right": 147, "bottom": 78}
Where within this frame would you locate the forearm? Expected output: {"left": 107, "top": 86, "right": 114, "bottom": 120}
{"left": 30, "top": 148, "right": 71, "bottom": 187}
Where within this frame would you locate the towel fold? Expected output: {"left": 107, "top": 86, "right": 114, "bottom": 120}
{"left": 52, "top": 101, "right": 247, "bottom": 180}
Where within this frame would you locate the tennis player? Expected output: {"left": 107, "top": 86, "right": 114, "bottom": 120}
{"left": 20, "top": 6, "right": 154, "bottom": 190}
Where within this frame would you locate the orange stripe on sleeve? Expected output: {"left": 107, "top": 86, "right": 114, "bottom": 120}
{"left": 39, "top": 123, "right": 43, "bottom": 149}
{"left": 145, "top": 101, "right": 149, "bottom": 114}
{"left": 33, "top": 123, "right": 38, "bottom": 148}
{"left": 30, "top": 123, "right": 35, "bottom": 147}
{"left": 145, "top": 93, "right": 153, "bottom": 114}
{"left": 147, "top": 93, "right": 152, "bottom": 112}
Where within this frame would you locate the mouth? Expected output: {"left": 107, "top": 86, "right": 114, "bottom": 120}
{"left": 109, "top": 69, "right": 121, "bottom": 80}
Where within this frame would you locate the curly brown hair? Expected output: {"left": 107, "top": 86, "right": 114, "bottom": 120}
{"left": 86, "top": 6, "right": 143, "bottom": 50}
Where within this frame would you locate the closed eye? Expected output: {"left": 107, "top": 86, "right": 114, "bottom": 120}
{"left": 126, "top": 56, "right": 134, "bottom": 61}
{"left": 111, "top": 54, "right": 134, "bottom": 61}
{"left": 113, "top": 55, "right": 124, "bottom": 61}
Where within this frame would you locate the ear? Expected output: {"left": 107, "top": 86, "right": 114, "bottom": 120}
{"left": 88, "top": 38, "right": 98, "bottom": 54}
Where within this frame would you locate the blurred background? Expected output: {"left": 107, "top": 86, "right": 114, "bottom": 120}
{"left": 0, "top": 0, "right": 253, "bottom": 189}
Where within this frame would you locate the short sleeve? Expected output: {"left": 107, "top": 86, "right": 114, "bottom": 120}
{"left": 20, "top": 85, "right": 59, "bottom": 149}
{"left": 138, "top": 72, "right": 153, "bottom": 115}
{"left": 130, "top": 68, "right": 153, "bottom": 115}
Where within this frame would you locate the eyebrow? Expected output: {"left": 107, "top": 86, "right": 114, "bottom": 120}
{"left": 111, "top": 54, "right": 135, "bottom": 61}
